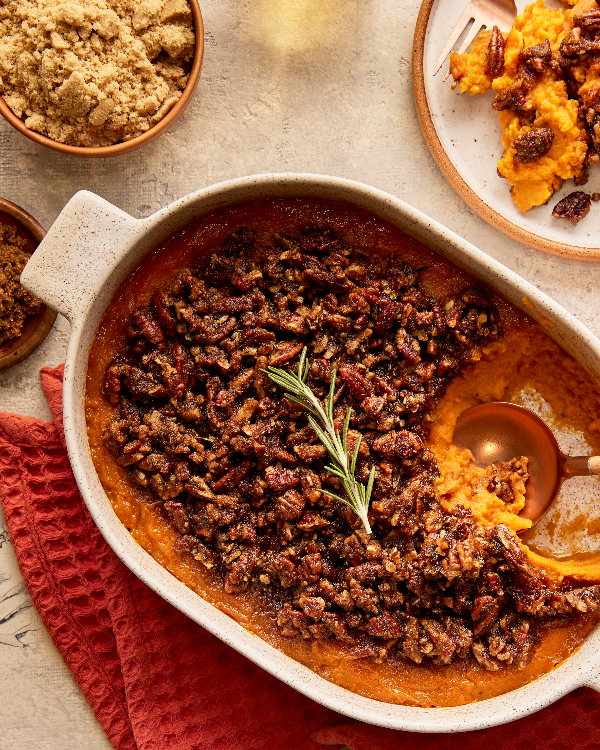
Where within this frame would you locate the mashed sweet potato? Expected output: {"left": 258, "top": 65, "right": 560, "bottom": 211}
{"left": 450, "top": 0, "right": 598, "bottom": 213}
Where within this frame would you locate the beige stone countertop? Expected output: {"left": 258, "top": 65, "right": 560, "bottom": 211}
{"left": 2, "top": 0, "right": 600, "bottom": 747}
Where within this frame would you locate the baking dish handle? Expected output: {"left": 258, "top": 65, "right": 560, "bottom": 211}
{"left": 20, "top": 190, "right": 144, "bottom": 323}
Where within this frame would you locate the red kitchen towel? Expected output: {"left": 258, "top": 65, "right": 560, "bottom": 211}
{"left": 0, "top": 364, "right": 599, "bottom": 750}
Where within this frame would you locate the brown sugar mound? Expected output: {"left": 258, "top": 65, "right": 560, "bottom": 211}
{"left": 0, "top": 0, "right": 196, "bottom": 147}
{"left": 0, "top": 224, "right": 42, "bottom": 344}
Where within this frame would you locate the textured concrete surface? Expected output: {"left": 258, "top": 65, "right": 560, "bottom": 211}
{"left": 2, "top": 0, "right": 600, "bottom": 747}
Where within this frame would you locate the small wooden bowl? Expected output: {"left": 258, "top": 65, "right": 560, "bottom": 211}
{"left": 0, "top": 1, "right": 204, "bottom": 158}
{"left": 0, "top": 198, "right": 56, "bottom": 372}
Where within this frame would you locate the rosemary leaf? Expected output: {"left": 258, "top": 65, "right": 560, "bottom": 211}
{"left": 262, "top": 347, "right": 373, "bottom": 535}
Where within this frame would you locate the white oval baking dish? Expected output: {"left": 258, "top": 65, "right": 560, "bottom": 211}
{"left": 20, "top": 173, "right": 600, "bottom": 732}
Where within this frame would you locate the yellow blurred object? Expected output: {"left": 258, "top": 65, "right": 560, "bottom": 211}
{"left": 254, "top": 0, "right": 339, "bottom": 53}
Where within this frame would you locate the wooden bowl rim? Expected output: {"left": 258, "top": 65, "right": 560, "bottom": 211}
{"left": 0, "top": 198, "right": 57, "bottom": 373}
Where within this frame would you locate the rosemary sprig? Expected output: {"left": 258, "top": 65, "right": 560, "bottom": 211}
{"left": 263, "top": 347, "right": 374, "bottom": 535}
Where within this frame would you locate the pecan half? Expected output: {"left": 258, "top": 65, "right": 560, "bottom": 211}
{"left": 551, "top": 191, "right": 592, "bottom": 225}
{"left": 577, "top": 8, "right": 600, "bottom": 36}
{"left": 512, "top": 128, "right": 554, "bottom": 163}
{"left": 487, "top": 26, "right": 506, "bottom": 79}
{"left": 492, "top": 81, "right": 529, "bottom": 112}
{"left": 520, "top": 39, "right": 552, "bottom": 74}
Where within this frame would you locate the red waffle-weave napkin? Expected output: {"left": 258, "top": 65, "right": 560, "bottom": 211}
{"left": 0, "top": 365, "right": 599, "bottom": 750}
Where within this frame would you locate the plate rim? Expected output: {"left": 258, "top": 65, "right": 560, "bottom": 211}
{"left": 412, "top": 0, "right": 600, "bottom": 262}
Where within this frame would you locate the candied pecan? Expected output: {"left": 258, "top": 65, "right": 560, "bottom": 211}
{"left": 268, "top": 554, "right": 299, "bottom": 588}
{"left": 492, "top": 524, "right": 541, "bottom": 578}
{"left": 395, "top": 328, "right": 421, "bottom": 363}
{"left": 126, "top": 367, "right": 166, "bottom": 399}
{"left": 300, "top": 468, "right": 321, "bottom": 504}
{"left": 224, "top": 548, "right": 257, "bottom": 592}
{"left": 265, "top": 467, "right": 299, "bottom": 491}
{"left": 407, "top": 569, "right": 425, "bottom": 594}
{"left": 299, "top": 553, "right": 323, "bottom": 583}
{"left": 585, "top": 106, "right": 600, "bottom": 153}
{"left": 211, "top": 295, "right": 254, "bottom": 314}
{"left": 338, "top": 364, "right": 374, "bottom": 401}
{"left": 268, "top": 341, "right": 304, "bottom": 366}
{"left": 163, "top": 501, "right": 190, "bottom": 534}
{"left": 298, "top": 596, "right": 326, "bottom": 621}
{"left": 152, "top": 289, "right": 177, "bottom": 336}
{"left": 301, "top": 261, "right": 350, "bottom": 292}
{"left": 471, "top": 640, "right": 501, "bottom": 672}
{"left": 134, "top": 309, "right": 164, "bottom": 344}
{"left": 512, "top": 128, "right": 554, "bottom": 163}
{"left": 241, "top": 328, "right": 276, "bottom": 346}
{"left": 552, "top": 191, "right": 592, "bottom": 225}
{"left": 213, "top": 461, "right": 251, "bottom": 492}
{"left": 368, "top": 611, "right": 402, "bottom": 640}
{"left": 360, "top": 395, "right": 386, "bottom": 417}
{"left": 190, "top": 540, "right": 218, "bottom": 568}
{"left": 215, "top": 368, "right": 255, "bottom": 407}
{"left": 349, "top": 580, "right": 379, "bottom": 614}
{"left": 444, "top": 616, "right": 473, "bottom": 658}
{"left": 577, "top": 8, "right": 600, "bottom": 35}
{"left": 421, "top": 619, "right": 456, "bottom": 665}
{"left": 293, "top": 443, "right": 328, "bottom": 461}
{"left": 103, "top": 419, "right": 129, "bottom": 452}
{"left": 372, "top": 430, "right": 423, "bottom": 459}
{"left": 320, "top": 612, "right": 354, "bottom": 642}
{"left": 559, "top": 33, "right": 584, "bottom": 60}
{"left": 487, "top": 26, "right": 505, "bottom": 78}
{"left": 492, "top": 81, "right": 529, "bottom": 112}
{"left": 275, "top": 489, "right": 306, "bottom": 520}
{"left": 348, "top": 562, "right": 386, "bottom": 585}
{"left": 520, "top": 39, "right": 552, "bottom": 74}
{"left": 563, "top": 586, "right": 600, "bottom": 612}
{"left": 138, "top": 452, "right": 171, "bottom": 472}
{"left": 277, "top": 603, "right": 311, "bottom": 638}
{"left": 471, "top": 595, "right": 501, "bottom": 637}
{"left": 296, "top": 512, "right": 330, "bottom": 531}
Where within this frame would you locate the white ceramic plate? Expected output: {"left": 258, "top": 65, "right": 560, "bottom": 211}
{"left": 412, "top": 0, "right": 600, "bottom": 261}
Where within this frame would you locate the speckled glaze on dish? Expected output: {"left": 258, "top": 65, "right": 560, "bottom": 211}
{"left": 0, "top": 198, "right": 56, "bottom": 372}
{"left": 413, "top": 0, "right": 600, "bottom": 261}
{"left": 20, "top": 173, "right": 600, "bottom": 732}
{"left": 0, "top": 0, "right": 204, "bottom": 158}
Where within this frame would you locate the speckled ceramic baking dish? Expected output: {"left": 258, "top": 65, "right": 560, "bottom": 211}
{"left": 20, "top": 173, "right": 600, "bottom": 732}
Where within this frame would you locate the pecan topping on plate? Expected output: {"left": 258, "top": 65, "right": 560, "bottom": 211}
{"left": 552, "top": 191, "right": 592, "bottom": 225}
{"left": 512, "top": 128, "right": 554, "bottom": 163}
{"left": 487, "top": 26, "right": 506, "bottom": 79}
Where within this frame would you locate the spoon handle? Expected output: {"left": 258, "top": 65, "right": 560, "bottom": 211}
{"left": 563, "top": 456, "right": 600, "bottom": 478}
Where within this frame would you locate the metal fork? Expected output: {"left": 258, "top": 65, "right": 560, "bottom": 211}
{"left": 433, "top": 0, "right": 518, "bottom": 77}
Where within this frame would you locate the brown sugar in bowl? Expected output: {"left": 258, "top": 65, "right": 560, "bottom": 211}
{"left": 0, "top": 0, "right": 204, "bottom": 158}
{"left": 0, "top": 198, "right": 56, "bottom": 372}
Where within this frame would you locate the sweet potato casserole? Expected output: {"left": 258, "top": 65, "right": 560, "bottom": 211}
{"left": 85, "top": 198, "right": 600, "bottom": 706}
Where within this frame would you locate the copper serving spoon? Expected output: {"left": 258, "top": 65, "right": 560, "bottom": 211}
{"left": 452, "top": 402, "right": 600, "bottom": 524}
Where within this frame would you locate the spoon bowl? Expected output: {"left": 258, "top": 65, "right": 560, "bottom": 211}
{"left": 453, "top": 402, "right": 599, "bottom": 524}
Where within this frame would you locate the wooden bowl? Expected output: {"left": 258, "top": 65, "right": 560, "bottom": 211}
{"left": 0, "top": 1, "right": 204, "bottom": 158}
{"left": 0, "top": 198, "right": 56, "bottom": 372}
